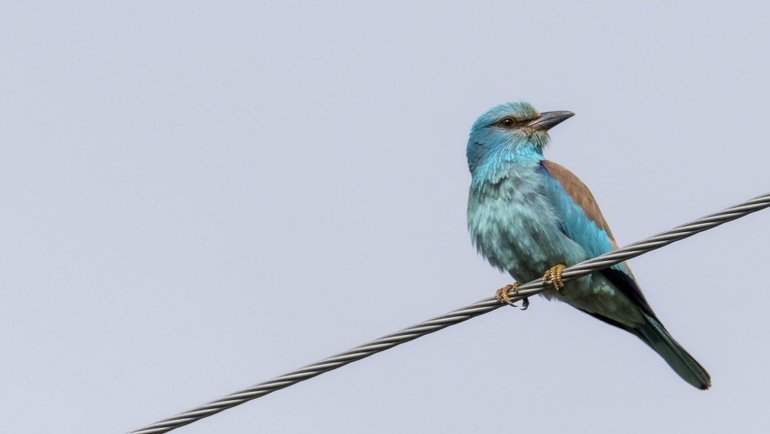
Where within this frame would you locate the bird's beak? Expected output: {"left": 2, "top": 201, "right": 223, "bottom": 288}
{"left": 527, "top": 111, "right": 575, "bottom": 131}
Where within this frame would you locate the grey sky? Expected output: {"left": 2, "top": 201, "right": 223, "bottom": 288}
{"left": 2, "top": 1, "right": 769, "bottom": 433}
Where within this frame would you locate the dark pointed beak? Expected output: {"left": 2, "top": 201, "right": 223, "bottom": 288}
{"left": 527, "top": 111, "right": 574, "bottom": 131}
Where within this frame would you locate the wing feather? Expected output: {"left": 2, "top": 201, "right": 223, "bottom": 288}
{"left": 540, "top": 160, "right": 657, "bottom": 319}
{"left": 541, "top": 160, "right": 617, "bottom": 248}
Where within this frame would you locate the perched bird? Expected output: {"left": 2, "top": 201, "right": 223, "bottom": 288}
{"left": 466, "top": 101, "right": 710, "bottom": 389}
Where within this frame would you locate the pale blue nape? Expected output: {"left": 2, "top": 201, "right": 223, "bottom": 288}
{"left": 467, "top": 101, "right": 546, "bottom": 189}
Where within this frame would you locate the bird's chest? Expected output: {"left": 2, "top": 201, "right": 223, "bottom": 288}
{"left": 467, "top": 171, "right": 568, "bottom": 281}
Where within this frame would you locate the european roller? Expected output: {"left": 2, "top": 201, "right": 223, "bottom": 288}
{"left": 466, "top": 101, "right": 710, "bottom": 389}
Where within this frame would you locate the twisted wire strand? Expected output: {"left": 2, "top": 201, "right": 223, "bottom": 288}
{"left": 131, "top": 192, "right": 770, "bottom": 434}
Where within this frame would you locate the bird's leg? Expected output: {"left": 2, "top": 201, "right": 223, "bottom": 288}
{"left": 495, "top": 283, "right": 529, "bottom": 310}
{"left": 542, "top": 264, "right": 567, "bottom": 292}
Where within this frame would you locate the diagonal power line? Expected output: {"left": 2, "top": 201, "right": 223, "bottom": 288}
{"left": 131, "top": 192, "right": 770, "bottom": 434}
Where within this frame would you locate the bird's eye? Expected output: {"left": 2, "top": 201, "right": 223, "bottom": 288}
{"left": 498, "top": 117, "right": 516, "bottom": 128}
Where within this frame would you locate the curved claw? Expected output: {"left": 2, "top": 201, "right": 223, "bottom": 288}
{"left": 520, "top": 297, "right": 530, "bottom": 311}
{"left": 495, "top": 283, "right": 521, "bottom": 307}
{"left": 542, "top": 264, "right": 567, "bottom": 291}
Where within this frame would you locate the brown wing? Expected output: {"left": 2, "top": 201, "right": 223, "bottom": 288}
{"left": 541, "top": 160, "right": 618, "bottom": 249}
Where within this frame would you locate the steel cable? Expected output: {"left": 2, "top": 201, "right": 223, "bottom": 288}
{"left": 131, "top": 192, "right": 770, "bottom": 434}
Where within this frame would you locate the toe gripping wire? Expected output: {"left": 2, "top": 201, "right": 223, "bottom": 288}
{"left": 131, "top": 192, "right": 770, "bottom": 434}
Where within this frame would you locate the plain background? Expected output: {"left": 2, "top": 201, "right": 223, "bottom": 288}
{"left": 2, "top": 1, "right": 770, "bottom": 433}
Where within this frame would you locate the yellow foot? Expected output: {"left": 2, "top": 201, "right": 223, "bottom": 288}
{"left": 495, "top": 283, "right": 529, "bottom": 310}
{"left": 542, "top": 264, "right": 567, "bottom": 291}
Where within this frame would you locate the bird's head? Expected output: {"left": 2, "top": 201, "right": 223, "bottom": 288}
{"left": 466, "top": 101, "right": 573, "bottom": 175}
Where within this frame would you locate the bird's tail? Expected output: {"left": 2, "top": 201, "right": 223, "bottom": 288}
{"left": 635, "top": 313, "right": 711, "bottom": 390}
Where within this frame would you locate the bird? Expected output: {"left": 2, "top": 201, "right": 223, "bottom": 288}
{"left": 466, "top": 101, "right": 710, "bottom": 389}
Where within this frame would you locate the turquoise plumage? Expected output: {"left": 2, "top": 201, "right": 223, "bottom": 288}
{"left": 466, "top": 102, "right": 710, "bottom": 389}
